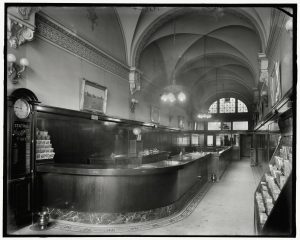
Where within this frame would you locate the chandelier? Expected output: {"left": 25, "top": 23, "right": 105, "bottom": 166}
{"left": 161, "top": 82, "right": 186, "bottom": 103}
{"left": 160, "top": 21, "right": 186, "bottom": 104}
{"left": 197, "top": 113, "right": 212, "bottom": 119}
{"left": 196, "top": 35, "right": 212, "bottom": 119}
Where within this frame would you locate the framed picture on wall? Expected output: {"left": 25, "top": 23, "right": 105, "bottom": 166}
{"left": 270, "top": 61, "right": 282, "bottom": 107}
{"left": 80, "top": 78, "right": 108, "bottom": 114}
{"left": 150, "top": 105, "right": 160, "bottom": 123}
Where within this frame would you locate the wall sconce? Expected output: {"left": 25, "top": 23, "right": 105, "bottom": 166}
{"left": 7, "top": 53, "right": 29, "bottom": 84}
{"left": 130, "top": 98, "right": 139, "bottom": 113}
{"left": 132, "top": 127, "right": 142, "bottom": 141}
{"left": 285, "top": 18, "right": 293, "bottom": 38}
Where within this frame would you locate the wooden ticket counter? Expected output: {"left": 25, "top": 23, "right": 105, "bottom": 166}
{"left": 208, "top": 147, "right": 233, "bottom": 181}
{"left": 36, "top": 153, "right": 211, "bottom": 213}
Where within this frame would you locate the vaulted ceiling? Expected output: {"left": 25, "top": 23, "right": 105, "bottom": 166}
{"left": 41, "top": 6, "right": 273, "bottom": 115}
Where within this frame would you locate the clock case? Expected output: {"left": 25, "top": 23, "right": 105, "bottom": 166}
{"left": 6, "top": 88, "right": 40, "bottom": 232}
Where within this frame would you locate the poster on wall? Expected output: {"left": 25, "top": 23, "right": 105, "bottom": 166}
{"left": 80, "top": 78, "right": 108, "bottom": 114}
{"left": 270, "top": 61, "right": 282, "bottom": 107}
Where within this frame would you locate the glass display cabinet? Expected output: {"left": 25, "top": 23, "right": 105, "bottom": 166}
{"left": 254, "top": 109, "right": 294, "bottom": 236}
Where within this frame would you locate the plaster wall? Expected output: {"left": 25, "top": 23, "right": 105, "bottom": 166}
{"left": 7, "top": 38, "right": 130, "bottom": 119}
{"left": 262, "top": 15, "right": 293, "bottom": 118}
{"left": 7, "top": 36, "right": 190, "bottom": 129}
{"left": 41, "top": 7, "right": 127, "bottom": 64}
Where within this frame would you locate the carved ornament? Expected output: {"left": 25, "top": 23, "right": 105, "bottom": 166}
{"left": 129, "top": 67, "right": 142, "bottom": 95}
{"left": 7, "top": 7, "right": 40, "bottom": 48}
{"left": 17, "top": 7, "right": 40, "bottom": 20}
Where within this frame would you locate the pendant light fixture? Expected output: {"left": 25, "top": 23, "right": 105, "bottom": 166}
{"left": 197, "top": 35, "right": 212, "bottom": 119}
{"left": 161, "top": 20, "right": 186, "bottom": 103}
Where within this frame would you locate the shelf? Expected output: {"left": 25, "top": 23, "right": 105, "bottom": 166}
{"left": 254, "top": 135, "right": 293, "bottom": 235}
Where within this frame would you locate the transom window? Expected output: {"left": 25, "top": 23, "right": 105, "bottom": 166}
{"left": 208, "top": 98, "right": 248, "bottom": 114}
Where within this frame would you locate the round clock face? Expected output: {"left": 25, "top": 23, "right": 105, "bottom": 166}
{"left": 13, "top": 99, "right": 31, "bottom": 119}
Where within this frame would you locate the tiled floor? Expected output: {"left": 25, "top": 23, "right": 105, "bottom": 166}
{"left": 12, "top": 157, "right": 264, "bottom": 236}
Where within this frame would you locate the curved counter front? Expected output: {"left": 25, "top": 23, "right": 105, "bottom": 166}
{"left": 36, "top": 153, "right": 211, "bottom": 214}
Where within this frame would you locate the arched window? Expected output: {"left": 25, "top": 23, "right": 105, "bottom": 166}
{"left": 208, "top": 98, "right": 248, "bottom": 114}
{"left": 208, "top": 101, "right": 218, "bottom": 113}
{"left": 220, "top": 97, "right": 235, "bottom": 113}
{"left": 237, "top": 99, "right": 248, "bottom": 112}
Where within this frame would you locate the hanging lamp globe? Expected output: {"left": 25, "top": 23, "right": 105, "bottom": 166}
{"left": 160, "top": 84, "right": 186, "bottom": 103}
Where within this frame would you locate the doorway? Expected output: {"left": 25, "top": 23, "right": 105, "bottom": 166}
{"left": 240, "top": 134, "right": 251, "bottom": 157}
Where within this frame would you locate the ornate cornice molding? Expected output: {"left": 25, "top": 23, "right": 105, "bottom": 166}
{"left": 35, "top": 14, "right": 130, "bottom": 80}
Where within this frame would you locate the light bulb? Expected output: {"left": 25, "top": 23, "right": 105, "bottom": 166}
{"left": 20, "top": 58, "right": 29, "bottom": 66}
{"left": 168, "top": 93, "right": 176, "bottom": 103}
{"left": 133, "top": 127, "right": 141, "bottom": 135}
{"left": 161, "top": 94, "right": 168, "bottom": 102}
{"left": 7, "top": 53, "right": 16, "bottom": 63}
{"left": 178, "top": 92, "right": 186, "bottom": 102}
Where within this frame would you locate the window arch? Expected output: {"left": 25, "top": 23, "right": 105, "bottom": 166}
{"left": 208, "top": 98, "right": 248, "bottom": 114}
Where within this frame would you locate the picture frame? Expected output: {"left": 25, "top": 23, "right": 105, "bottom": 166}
{"left": 80, "top": 78, "right": 108, "bottom": 114}
{"left": 150, "top": 105, "right": 160, "bottom": 123}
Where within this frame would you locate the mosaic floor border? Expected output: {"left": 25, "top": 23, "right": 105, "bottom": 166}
{"left": 30, "top": 182, "right": 212, "bottom": 234}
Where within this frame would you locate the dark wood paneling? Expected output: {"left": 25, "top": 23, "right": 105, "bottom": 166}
{"left": 7, "top": 178, "right": 32, "bottom": 231}
{"left": 36, "top": 112, "right": 130, "bottom": 165}
{"left": 37, "top": 156, "right": 210, "bottom": 213}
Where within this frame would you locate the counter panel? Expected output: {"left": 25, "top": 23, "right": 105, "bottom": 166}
{"left": 37, "top": 154, "right": 211, "bottom": 213}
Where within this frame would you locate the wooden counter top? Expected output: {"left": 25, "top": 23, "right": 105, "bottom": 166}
{"left": 36, "top": 153, "right": 211, "bottom": 176}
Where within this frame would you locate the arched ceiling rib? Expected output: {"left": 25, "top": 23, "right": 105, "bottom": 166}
{"left": 133, "top": 7, "right": 270, "bottom": 116}
{"left": 132, "top": 7, "right": 268, "bottom": 66}
{"left": 38, "top": 6, "right": 272, "bottom": 117}
{"left": 114, "top": 7, "right": 143, "bottom": 64}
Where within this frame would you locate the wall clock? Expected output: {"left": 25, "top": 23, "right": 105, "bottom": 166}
{"left": 13, "top": 98, "right": 31, "bottom": 119}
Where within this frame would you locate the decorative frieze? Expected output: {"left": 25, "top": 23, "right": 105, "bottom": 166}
{"left": 35, "top": 14, "right": 130, "bottom": 80}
